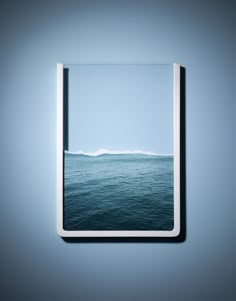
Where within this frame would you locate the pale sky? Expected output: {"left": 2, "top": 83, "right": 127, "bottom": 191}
{"left": 67, "top": 64, "right": 173, "bottom": 154}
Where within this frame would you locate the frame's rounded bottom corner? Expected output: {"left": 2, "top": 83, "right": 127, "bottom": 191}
{"left": 169, "top": 224, "right": 181, "bottom": 237}
{"left": 57, "top": 226, "right": 68, "bottom": 238}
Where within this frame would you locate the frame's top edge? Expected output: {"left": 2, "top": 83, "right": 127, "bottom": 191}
{"left": 58, "top": 62, "right": 182, "bottom": 67}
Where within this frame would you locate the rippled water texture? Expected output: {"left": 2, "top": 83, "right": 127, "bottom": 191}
{"left": 64, "top": 153, "right": 174, "bottom": 230}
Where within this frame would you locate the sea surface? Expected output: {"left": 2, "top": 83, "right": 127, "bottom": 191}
{"left": 64, "top": 152, "right": 174, "bottom": 230}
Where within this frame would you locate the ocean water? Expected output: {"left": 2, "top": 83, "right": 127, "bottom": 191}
{"left": 64, "top": 152, "right": 174, "bottom": 231}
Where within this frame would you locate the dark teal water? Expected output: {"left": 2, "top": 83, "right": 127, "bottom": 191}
{"left": 64, "top": 153, "right": 174, "bottom": 230}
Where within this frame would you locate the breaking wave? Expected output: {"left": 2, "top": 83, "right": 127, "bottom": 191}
{"left": 65, "top": 148, "right": 172, "bottom": 157}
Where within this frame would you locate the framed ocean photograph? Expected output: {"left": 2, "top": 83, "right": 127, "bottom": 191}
{"left": 57, "top": 63, "right": 181, "bottom": 237}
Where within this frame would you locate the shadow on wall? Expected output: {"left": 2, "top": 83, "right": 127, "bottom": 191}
{"left": 62, "top": 66, "right": 187, "bottom": 243}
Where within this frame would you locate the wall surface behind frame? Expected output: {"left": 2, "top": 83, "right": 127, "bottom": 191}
{"left": 0, "top": 0, "right": 235, "bottom": 300}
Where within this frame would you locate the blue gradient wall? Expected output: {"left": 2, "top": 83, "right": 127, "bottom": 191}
{"left": 0, "top": 1, "right": 235, "bottom": 300}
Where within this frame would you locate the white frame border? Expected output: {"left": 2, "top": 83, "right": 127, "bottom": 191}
{"left": 57, "top": 63, "right": 181, "bottom": 237}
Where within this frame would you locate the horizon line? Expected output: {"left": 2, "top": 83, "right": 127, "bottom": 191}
{"left": 65, "top": 148, "right": 173, "bottom": 157}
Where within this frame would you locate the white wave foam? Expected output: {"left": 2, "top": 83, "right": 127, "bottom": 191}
{"left": 65, "top": 148, "right": 172, "bottom": 157}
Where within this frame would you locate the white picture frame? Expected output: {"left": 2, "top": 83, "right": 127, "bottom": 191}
{"left": 57, "top": 63, "right": 181, "bottom": 238}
